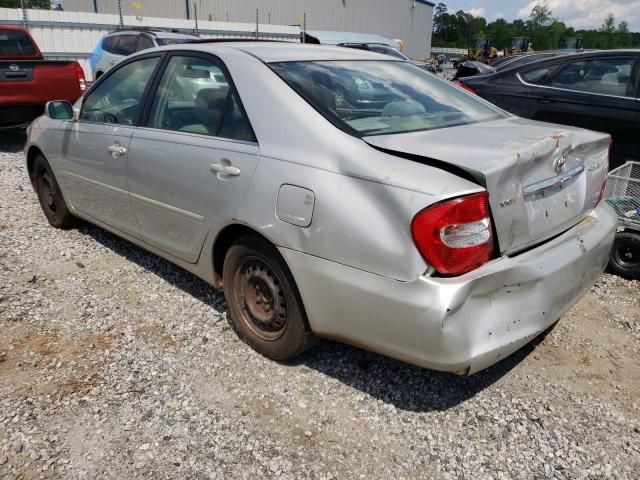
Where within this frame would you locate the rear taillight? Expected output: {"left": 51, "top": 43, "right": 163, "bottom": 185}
{"left": 455, "top": 81, "right": 476, "bottom": 95}
{"left": 75, "top": 63, "right": 87, "bottom": 92}
{"left": 411, "top": 192, "right": 493, "bottom": 276}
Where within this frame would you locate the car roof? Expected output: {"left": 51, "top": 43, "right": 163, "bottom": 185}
{"left": 160, "top": 41, "right": 396, "bottom": 62}
{"left": 493, "top": 49, "right": 640, "bottom": 74}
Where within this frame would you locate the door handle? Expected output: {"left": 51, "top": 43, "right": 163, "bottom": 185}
{"left": 538, "top": 97, "right": 553, "bottom": 104}
{"left": 210, "top": 162, "right": 240, "bottom": 176}
{"left": 107, "top": 143, "right": 127, "bottom": 157}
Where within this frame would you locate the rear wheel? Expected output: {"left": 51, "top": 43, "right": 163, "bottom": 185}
{"left": 223, "top": 235, "right": 316, "bottom": 361}
{"left": 34, "top": 154, "right": 77, "bottom": 229}
{"left": 608, "top": 231, "right": 640, "bottom": 280}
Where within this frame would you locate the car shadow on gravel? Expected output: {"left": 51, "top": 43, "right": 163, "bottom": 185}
{"left": 78, "top": 224, "right": 228, "bottom": 312}
{"left": 296, "top": 335, "right": 547, "bottom": 412}
{"left": 79, "top": 223, "right": 545, "bottom": 413}
{"left": 0, "top": 132, "right": 27, "bottom": 152}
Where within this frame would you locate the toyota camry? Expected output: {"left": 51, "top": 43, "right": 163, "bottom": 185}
{"left": 25, "top": 41, "right": 617, "bottom": 374}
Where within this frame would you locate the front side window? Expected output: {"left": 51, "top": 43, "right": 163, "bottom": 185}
{"left": 271, "top": 60, "right": 506, "bottom": 136}
{"left": 80, "top": 56, "right": 159, "bottom": 125}
{"left": 549, "top": 58, "right": 635, "bottom": 97}
{"left": 147, "top": 56, "right": 255, "bottom": 142}
{"left": 520, "top": 66, "right": 556, "bottom": 84}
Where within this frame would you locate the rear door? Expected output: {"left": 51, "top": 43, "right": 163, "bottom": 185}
{"left": 57, "top": 54, "right": 162, "bottom": 235}
{"left": 524, "top": 55, "right": 639, "bottom": 169}
{"left": 126, "top": 52, "right": 259, "bottom": 263}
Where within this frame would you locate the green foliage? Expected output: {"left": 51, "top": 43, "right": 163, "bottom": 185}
{"left": 0, "top": 0, "right": 51, "bottom": 9}
{"left": 432, "top": 2, "right": 640, "bottom": 50}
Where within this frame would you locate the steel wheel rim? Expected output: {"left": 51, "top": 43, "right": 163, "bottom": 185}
{"left": 40, "top": 171, "right": 57, "bottom": 213}
{"left": 614, "top": 240, "right": 639, "bottom": 269}
{"left": 234, "top": 256, "right": 288, "bottom": 341}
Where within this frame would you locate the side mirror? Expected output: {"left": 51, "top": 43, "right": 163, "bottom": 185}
{"left": 45, "top": 100, "right": 74, "bottom": 120}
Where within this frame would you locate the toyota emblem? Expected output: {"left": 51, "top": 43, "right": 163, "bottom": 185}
{"left": 9, "top": 64, "right": 19, "bottom": 72}
{"left": 553, "top": 155, "right": 567, "bottom": 174}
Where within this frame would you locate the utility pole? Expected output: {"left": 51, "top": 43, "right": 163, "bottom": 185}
{"left": 20, "top": 0, "right": 28, "bottom": 30}
{"left": 302, "top": 12, "right": 306, "bottom": 43}
{"left": 255, "top": 9, "right": 259, "bottom": 39}
{"left": 117, "top": 0, "right": 123, "bottom": 27}
{"left": 193, "top": 2, "right": 199, "bottom": 35}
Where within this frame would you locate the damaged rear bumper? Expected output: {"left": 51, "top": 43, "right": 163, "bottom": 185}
{"left": 281, "top": 202, "right": 618, "bottom": 374}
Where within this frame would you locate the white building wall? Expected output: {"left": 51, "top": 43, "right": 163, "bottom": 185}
{"left": 60, "top": 0, "right": 434, "bottom": 58}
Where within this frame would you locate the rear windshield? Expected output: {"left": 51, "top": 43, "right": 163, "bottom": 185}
{"left": 271, "top": 60, "right": 506, "bottom": 136}
{"left": 155, "top": 37, "right": 195, "bottom": 46}
{"left": 0, "top": 30, "right": 36, "bottom": 56}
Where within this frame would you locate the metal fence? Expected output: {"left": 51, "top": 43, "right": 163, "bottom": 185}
{"left": 0, "top": 7, "right": 301, "bottom": 79}
{"left": 606, "top": 161, "right": 640, "bottom": 230}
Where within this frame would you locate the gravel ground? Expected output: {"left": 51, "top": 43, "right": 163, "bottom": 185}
{"left": 1, "top": 132, "right": 639, "bottom": 480}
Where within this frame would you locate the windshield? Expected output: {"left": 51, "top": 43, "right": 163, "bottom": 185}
{"left": 155, "top": 37, "right": 196, "bottom": 46}
{"left": 0, "top": 29, "right": 36, "bottom": 56}
{"left": 474, "top": 39, "right": 487, "bottom": 49}
{"left": 271, "top": 60, "right": 506, "bottom": 136}
{"left": 511, "top": 38, "right": 523, "bottom": 49}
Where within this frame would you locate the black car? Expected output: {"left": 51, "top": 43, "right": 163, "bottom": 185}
{"left": 458, "top": 50, "right": 640, "bottom": 169}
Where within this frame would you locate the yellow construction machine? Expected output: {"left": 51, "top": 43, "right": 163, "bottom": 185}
{"left": 468, "top": 38, "right": 498, "bottom": 64}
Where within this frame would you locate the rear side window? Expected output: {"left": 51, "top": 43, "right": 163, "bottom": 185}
{"left": 549, "top": 58, "right": 635, "bottom": 97}
{"left": 115, "top": 35, "right": 137, "bottom": 56}
{"left": 147, "top": 55, "right": 255, "bottom": 142}
{"left": 0, "top": 29, "right": 36, "bottom": 56}
{"left": 137, "top": 35, "right": 154, "bottom": 51}
{"left": 80, "top": 56, "right": 159, "bottom": 125}
{"left": 102, "top": 36, "right": 118, "bottom": 54}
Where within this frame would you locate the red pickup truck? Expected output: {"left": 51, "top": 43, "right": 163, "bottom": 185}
{"left": 0, "top": 25, "right": 86, "bottom": 128}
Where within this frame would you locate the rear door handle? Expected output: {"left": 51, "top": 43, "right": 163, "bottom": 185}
{"left": 210, "top": 162, "right": 240, "bottom": 176}
{"left": 107, "top": 143, "right": 127, "bottom": 157}
{"left": 538, "top": 97, "right": 553, "bottom": 104}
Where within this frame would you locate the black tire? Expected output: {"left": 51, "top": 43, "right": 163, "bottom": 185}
{"left": 223, "top": 235, "right": 316, "bottom": 361}
{"left": 608, "top": 231, "right": 640, "bottom": 280}
{"left": 33, "top": 154, "right": 77, "bottom": 229}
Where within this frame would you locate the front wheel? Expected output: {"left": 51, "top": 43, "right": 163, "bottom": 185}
{"left": 608, "top": 231, "right": 640, "bottom": 280}
{"left": 34, "top": 154, "right": 77, "bottom": 229}
{"left": 223, "top": 235, "right": 316, "bottom": 361}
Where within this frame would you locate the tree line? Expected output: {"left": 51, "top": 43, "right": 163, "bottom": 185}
{"left": 433, "top": 3, "right": 640, "bottom": 50}
{"left": 0, "top": 0, "right": 52, "bottom": 8}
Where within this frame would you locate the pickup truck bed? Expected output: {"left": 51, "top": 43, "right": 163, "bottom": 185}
{"left": 0, "top": 26, "right": 85, "bottom": 128}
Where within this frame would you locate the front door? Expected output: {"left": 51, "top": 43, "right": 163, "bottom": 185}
{"left": 126, "top": 53, "right": 259, "bottom": 263}
{"left": 57, "top": 55, "right": 161, "bottom": 236}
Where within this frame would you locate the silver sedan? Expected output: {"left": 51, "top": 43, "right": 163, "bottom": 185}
{"left": 25, "top": 42, "right": 617, "bottom": 374}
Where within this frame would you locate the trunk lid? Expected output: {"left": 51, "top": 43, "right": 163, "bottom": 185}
{"left": 364, "top": 116, "right": 610, "bottom": 255}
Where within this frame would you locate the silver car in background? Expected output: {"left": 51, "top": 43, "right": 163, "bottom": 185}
{"left": 26, "top": 42, "right": 617, "bottom": 375}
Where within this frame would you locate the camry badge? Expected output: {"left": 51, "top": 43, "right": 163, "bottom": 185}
{"left": 553, "top": 155, "right": 567, "bottom": 174}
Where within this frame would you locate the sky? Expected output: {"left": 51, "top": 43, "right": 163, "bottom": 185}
{"left": 439, "top": 0, "right": 640, "bottom": 31}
